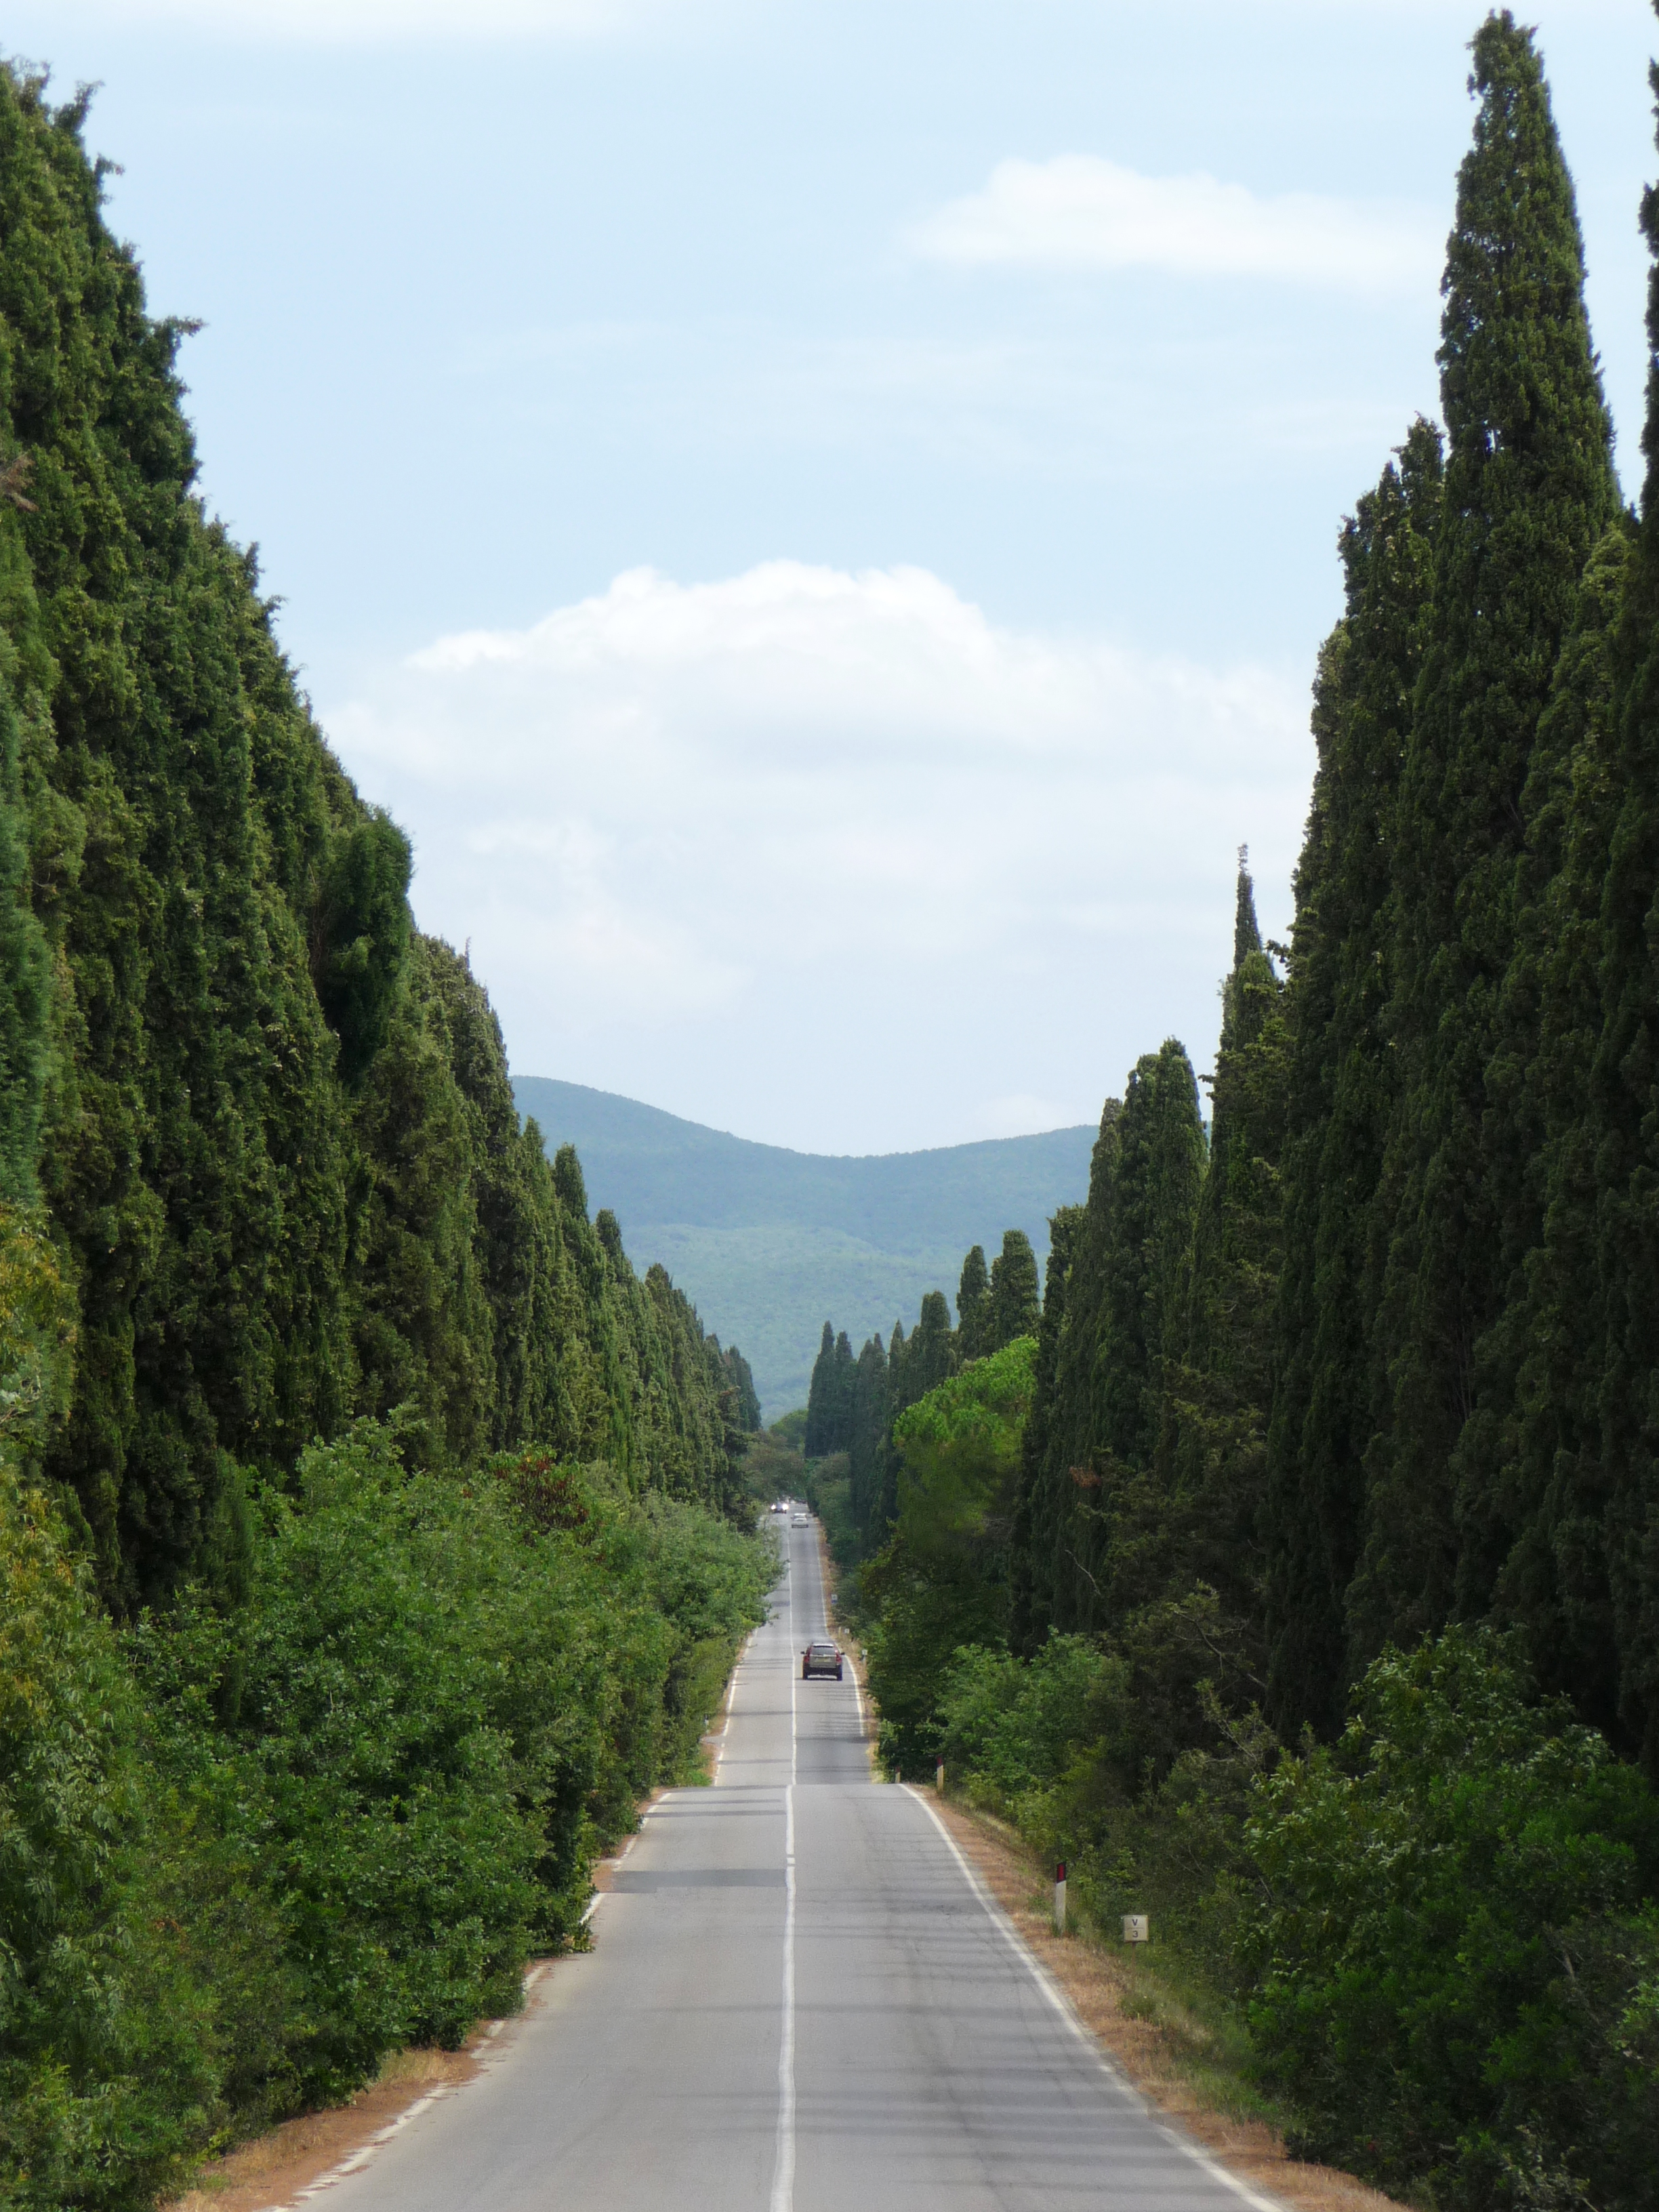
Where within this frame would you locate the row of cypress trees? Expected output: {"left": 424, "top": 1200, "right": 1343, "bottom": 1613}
{"left": 804, "top": 1226, "right": 1040, "bottom": 1540}
{"left": 0, "top": 63, "right": 756, "bottom": 1614}
{"left": 821, "top": 8, "right": 1659, "bottom": 1780}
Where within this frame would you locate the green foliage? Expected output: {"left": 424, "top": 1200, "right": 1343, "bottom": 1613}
{"left": 956, "top": 1244, "right": 989, "bottom": 1358}
{"left": 1354, "top": 12, "right": 1617, "bottom": 1676}
{"left": 845, "top": 1330, "right": 887, "bottom": 1545}
{"left": 0, "top": 532, "right": 47, "bottom": 1207}
{"left": 861, "top": 1337, "right": 1033, "bottom": 1773}
{"left": 987, "top": 1229, "right": 1040, "bottom": 1351}
{"left": 0, "top": 1427, "right": 770, "bottom": 2208}
{"left": 1264, "top": 421, "right": 1443, "bottom": 1738}
{"left": 804, "top": 1321, "right": 844, "bottom": 1457}
{"left": 1152, "top": 860, "right": 1287, "bottom": 1690}
{"left": 312, "top": 810, "right": 411, "bottom": 1087}
{"left": 720, "top": 1344, "right": 761, "bottom": 1433}
{"left": 1475, "top": 523, "right": 1635, "bottom": 1740}
{"left": 937, "top": 1633, "right": 1121, "bottom": 1802}
{"left": 1246, "top": 1632, "right": 1659, "bottom": 2212}
{"left": 771, "top": 1406, "right": 807, "bottom": 1451}
{"left": 1023, "top": 1041, "right": 1204, "bottom": 1639}
{"left": 0, "top": 1462, "right": 218, "bottom": 2212}
{"left": 0, "top": 64, "right": 745, "bottom": 1620}
{"left": 1009, "top": 1204, "right": 1082, "bottom": 1655}
{"left": 804, "top": 1450, "right": 855, "bottom": 1565}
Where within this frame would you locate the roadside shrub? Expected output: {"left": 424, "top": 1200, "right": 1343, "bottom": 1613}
{"left": 938, "top": 1634, "right": 1122, "bottom": 1803}
{"left": 1244, "top": 1629, "right": 1659, "bottom": 2212}
{"left": 0, "top": 1415, "right": 771, "bottom": 2207}
{"left": 0, "top": 1465, "right": 217, "bottom": 2212}
{"left": 863, "top": 1338, "right": 1034, "bottom": 1774}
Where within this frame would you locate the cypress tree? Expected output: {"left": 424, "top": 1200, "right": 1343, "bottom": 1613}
{"left": 1031, "top": 1049, "right": 1203, "bottom": 1635}
{"left": 1157, "top": 857, "right": 1287, "bottom": 1650}
{"left": 831, "top": 1330, "right": 856, "bottom": 1452}
{"left": 956, "top": 1244, "right": 989, "bottom": 1359}
{"left": 847, "top": 1332, "right": 888, "bottom": 1544}
{"left": 1031, "top": 1099, "right": 1120, "bottom": 1631}
{"left": 1352, "top": 14, "right": 1616, "bottom": 1669}
{"left": 1093, "top": 1042, "right": 1207, "bottom": 1480}
{"left": 1008, "top": 1202, "right": 1083, "bottom": 1654}
{"left": 1263, "top": 423, "right": 1443, "bottom": 1736}
{"left": 720, "top": 1343, "right": 762, "bottom": 1434}
{"left": 804, "top": 1321, "right": 838, "bottom": 1458}
{"left": 1570, "top": 35, "right": 1659, "bottom": 1770}
{"left": 1453, "top": 525, "right": 1631, "bottom": 1742}
{"left": 987, "top": 1229, "right": 1040, "bottom": 1351}
{"left": 879, "top": 1292, "right": 955, "bottom": 1527}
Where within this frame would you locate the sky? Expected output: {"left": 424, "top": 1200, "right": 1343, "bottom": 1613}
{"left": 11, "top": 0, "right": 1658, "bottom": 1154}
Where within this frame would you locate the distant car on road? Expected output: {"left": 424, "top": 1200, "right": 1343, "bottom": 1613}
{"left": 802, "top": 1640, "right": 844, "bottom": 1681}
{"left": 769, "top": 1501, "right": 789, "bottom": 1514}
{"left": 792, "top": 1514, "right": 808, "bottom": 1526}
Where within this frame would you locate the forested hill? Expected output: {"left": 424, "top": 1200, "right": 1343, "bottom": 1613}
{"left": 511, "top": 1077, "right": 1095, "bottom": 1418}
{"left": 0, "top": 72, "right": 752, "bottom": 1615}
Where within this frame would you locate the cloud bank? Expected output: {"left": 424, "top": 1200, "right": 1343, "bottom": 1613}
{"left": 328, "top": 561, "right": 1313, "bottom": 1153}
{"left": 907, "top": 155, "right": 1441, "bottom": 293}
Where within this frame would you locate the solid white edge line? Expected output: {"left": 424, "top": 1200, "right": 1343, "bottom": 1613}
{"left": 712, "top": 1624, "right": 755, "bottom": 1783}
{"left": 769, "top": 1529, "right": 799, "bottom": 2212}
{"left": 899, "top": 1786, "right": 1292, "bottom": 2212}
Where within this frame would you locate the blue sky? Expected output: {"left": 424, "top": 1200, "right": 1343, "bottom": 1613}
{"left": 13, "top": 0, "right": 1658, "bottom": 1152}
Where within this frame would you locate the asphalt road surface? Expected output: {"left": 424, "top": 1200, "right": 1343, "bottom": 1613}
{"left": 308, "top": 1515, "right": 1279, "bottom": 2212}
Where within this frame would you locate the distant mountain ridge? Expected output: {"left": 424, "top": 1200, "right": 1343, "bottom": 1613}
{"left": 511, "top": 1078, "right": 1097, "bottom": 1419}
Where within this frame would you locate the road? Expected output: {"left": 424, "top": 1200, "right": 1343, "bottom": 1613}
{"left": 308, "top": 1515, "right": 1279, "bottom": 2212}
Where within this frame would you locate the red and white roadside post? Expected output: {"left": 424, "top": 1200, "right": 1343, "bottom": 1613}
{"left": 1054, "top": 1860, "right": 1067, "bottom": 1934}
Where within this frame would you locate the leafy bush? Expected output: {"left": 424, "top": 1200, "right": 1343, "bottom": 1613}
{"left": 938, "top": 1634, "right": 1122, "bottom": 1801}
{"left": 862, "top": 1338, "right": 1033, "bottom": 1774}
{"left": 1245, "top": 1631, "right": 1659, "bottom": 2211}
{"left": 0, "top": 1464, "right": 218, "bottom": 2212}
{"left": 1, "top": 1420, "right": 770, "bottom": 2209}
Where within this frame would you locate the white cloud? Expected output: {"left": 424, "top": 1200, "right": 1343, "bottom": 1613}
{"left": 327, "top": 561, "right": 1313, "bottom": 1152}
{"left": 907, "top": 155, "right": 1441, "bottom": 294}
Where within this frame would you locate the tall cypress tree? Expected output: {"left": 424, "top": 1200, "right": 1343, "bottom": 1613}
{"left": 830, "top": 1330, "right": 856, "bottom": 1451}
{"left": 1264, "top": 423, "right": 1443, "bottom": 1737}
{"left": 1009, "top": 1202, "right": 1083, "bottom": 1655}
{"left": 1047, "top": 1045, "right": 1204, "bottom": 1634}
{"left": 1157, "top": 857, "right": 1287, "bottom": 1651}
{"left": 987, "top": 1229, "right": 1040, "bottom": 1351}
{"left": 880, "top": 1291, "right": 955, "bottom": 1525}
{"left": 804, "top": 1321, "right": 838, "bottom": 1458}
{"left": 1351, "top": 14, "right": 1616, "bottom": 1669}
{"left": 847, "top": 1332, "right": 888, "bottom": 1543}
{"left": 1570, "top": 33, "right": 1659, "bottom": 1772}
{"left": 1031, "top": 1099, "right": 1120, "bottom": 1631}
{"left": 1453, "top": 525, "right": 1632, "bottom": 1742}
{"left": 1092, "top": 1042, "right": 1207, "bottom": 1480}
{"left": 956, "top": 1244, "right": 989, "bottom": 1359}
